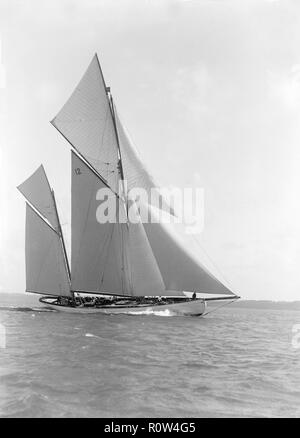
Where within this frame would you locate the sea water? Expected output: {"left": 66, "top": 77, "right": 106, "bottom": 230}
{"left": 0, "top": 293, "right": 299, "bottom": 418}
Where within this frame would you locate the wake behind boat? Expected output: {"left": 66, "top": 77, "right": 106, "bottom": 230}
{"left": 18, "top": 54, "right": 239, "bottom": 316}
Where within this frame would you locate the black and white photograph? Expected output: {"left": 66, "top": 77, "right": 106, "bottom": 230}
{"left": 0, "top": 0, "right": 299, "bottom": 420}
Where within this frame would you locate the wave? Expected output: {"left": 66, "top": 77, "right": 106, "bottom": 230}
{"left": 126, "top": 308, "right": 176, "bottom": 317}
{"left": 85, "top": 333, "right": 101, "bottom": 338}
{"left": 0, "top": 305, "right": 56, "bottom": 313}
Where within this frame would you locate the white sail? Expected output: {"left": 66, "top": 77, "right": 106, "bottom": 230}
{"left": 71, "top": 151, "right": 130, "bottom": 295}
{"left": 52, "top": 55, "right": 120, "bottom": 192}
{"left": 115, "top": 110, "right": 175, "bottom": 216}
{"left": 127, "top": 202, "right": 184, "bottom": 297}
{"left": 17, "top": 165, "right": 58, "bottom": 230}
{"left": 25, "top": 204, "right": 70, "bottom": 296}
{"left": 140, "top": 203, "right": 235, "bottom": 296}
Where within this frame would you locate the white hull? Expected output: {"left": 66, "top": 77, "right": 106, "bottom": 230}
{"left": 39, "top": 297, "right": 206, "bottom": 316}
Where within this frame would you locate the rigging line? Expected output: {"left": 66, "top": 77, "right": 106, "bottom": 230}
{"left": 72, "top": 150, "right": 126, "bottom": 211}
{"left": 119, "top": 203, "right": 133, "bottom": 294}
{"left": 116, "top": 216, "right": 130, "bottom": 295}
{"left": 122, "top": 220, "right": 131, "bottom": 294}
{"left": 71, "top": 289, "right": 133, "bottom": 298}
{"left": 110, "top": 97, "right": 124, "bottom": 178}
{"left": 192, "top": 235, "right": 237, "bottom": 295}
{"left": 83, "top": 156, "right": 115, "bottom": 166}
{"left": 116, "top": 109, "right": 176, "bottom": 217}
{"left": 25, "top": 202, "right": 59, "bottom": 236}
{"left": 94, "top": 53, "right": 120, "bottom": 153}
{"left": 85, "top": 216, "right": 113, "bottom": 290}
{"left": 109, "top": 96, "right": 129, "bottom": 220}
{"left": 115, "top": 201, "right": 126, "bottom": 294}
{"left": 51, "top": 189, "right": 71, "bottom": 283}
{"left": 51, "top": 121, "right": 122, "bottom": 200}
{"left": 118, "top": 222, "right": 124, "bottom": 295}
{"left": 122, "top": 210, "right": 131, "bottom": 293}
{"left": 126, "top": 223, "right": 134, "bottom": 295}
{"left": 94, "top": 53, "right": 122, "bottom": 186}
{"left": 115, "top": 110, "right": 147, "bottom": 172}
{"left": 123, "top": 225, "right": 132, "bottom": 294}
{"left": 203, "top": 298, "right": 238, "bottom": 316}
{"left": 115, "top": 109, "right": 161, "bottom": 190}
{"left": 99, "top": 223, "right": 115, "bottom": 289}
{"left": 71, "top": 156, "right": 106, "bottom": 280}
{"left": 33, "top": 229, "right": 56, "bottom": 293}
{"left": 96, "top": 104, "right": 115, "bottom": 170}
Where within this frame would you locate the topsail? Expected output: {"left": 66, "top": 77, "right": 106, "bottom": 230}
{"left": 51, "top": 54, "right": 120, "bottom": 193}
{"left": 17, "top": 165, "right": 59, "bottom": 231}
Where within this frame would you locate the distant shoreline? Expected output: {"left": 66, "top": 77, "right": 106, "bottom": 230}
{"left": 231, "top": 300, "right": 300, "bottom": 311}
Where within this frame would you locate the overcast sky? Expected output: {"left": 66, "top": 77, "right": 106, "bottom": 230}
{"left": 0, "top": 0, "right": 299, "bottom": 300}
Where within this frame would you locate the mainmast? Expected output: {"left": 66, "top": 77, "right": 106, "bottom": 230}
{"left": 106, "top": 89, "right": 131, "bottom": 294}
{"left": 104, "top": 78, "right": 131, "bottom": 294}
{"left": 108, "top": 92, "right": 125, "bottom": 179}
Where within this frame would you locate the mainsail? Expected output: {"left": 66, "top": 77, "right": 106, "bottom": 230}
{"left": 25, "top": 204, "right": 70, "bottom": 296}
{"left": 71, "top": 151, "right": 129, "bottom": 295}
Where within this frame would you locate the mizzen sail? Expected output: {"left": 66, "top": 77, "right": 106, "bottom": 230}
{"left": 25, "top": 204, "right": 71, "bottom": 296}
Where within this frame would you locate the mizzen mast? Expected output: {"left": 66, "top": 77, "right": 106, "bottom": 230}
{"left": 51, "top": 189, "right": 71, "bottom": 283}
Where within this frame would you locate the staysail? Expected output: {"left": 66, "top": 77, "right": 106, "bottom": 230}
{"left": 139, "top": 203, "right": 235, "bottom": 296}
{"left": 17, "top": 165, "right": 59, "bottom": 230}
{"left": 25, "top": 204, "right": 71, "bottom": 296}
{"left": 51, "top": 54, "right": 120, "bottom": 193}
{"left": 115, "top": 110, "right": 176, "bottom": 216}
{"left": 127, "top": 201, "right": 184, "bottom": 297}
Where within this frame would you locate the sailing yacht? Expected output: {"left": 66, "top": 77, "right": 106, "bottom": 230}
{"left": 18, "top": 54, "right": 239, "bottom": 316}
